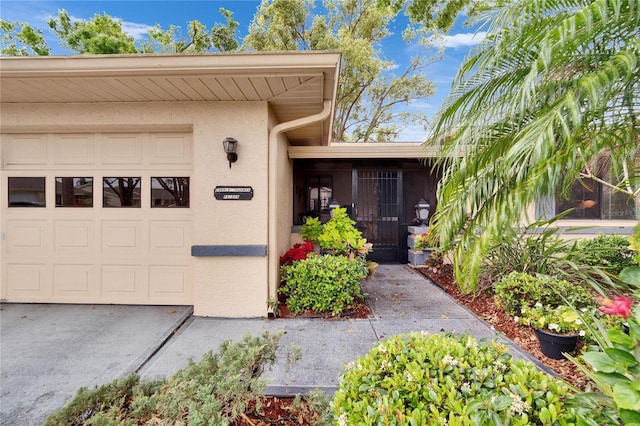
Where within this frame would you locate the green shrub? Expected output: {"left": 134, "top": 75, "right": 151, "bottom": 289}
{"left": 317, "top": 207, "right": 371, "bottom": 257}
{"left": 300, "top": 216, "right": 323, "bottom": 243}
{"left": 298, "top": 208, "right": 372, "bottom": 259}
{"left": 573, "top": 234, "right": 638, "bottom": 275}
{"left": 481, "top": 216, "right": 577, "bottom": 283}
{"left": 279, "top": 254, "right": 367, "bottom": 316}
{"left": 332, "top": 332, "right": 593, "bottom": 425}
{"left": 45, "top": 332, "right": 282, "bottom": 425}
{"left": 494, "top": 272, "right": 595, "bottom": 316}
{"left": 479, "top": 215, "right": 624, "bottom": 296}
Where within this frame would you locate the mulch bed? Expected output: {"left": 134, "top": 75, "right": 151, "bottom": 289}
{"left": 274, "top": 293, "right": 370, "bottom": 319}
{"left": 234, "top": 396, "right": 325, "bottom": 426}
{"left": 417, "top": 265, "right": 589, "bottom": 389}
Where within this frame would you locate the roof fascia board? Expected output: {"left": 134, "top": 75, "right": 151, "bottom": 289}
{"left": 0, "top": 52, "right": 342, "bottom": 78}
{"left": 288, "top": 143, "right": 442, "bottom": 159}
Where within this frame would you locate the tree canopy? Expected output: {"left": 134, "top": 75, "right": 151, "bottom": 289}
{"left": 1, "top": 8, "right": 239, "bottom": 56}
{"left": 242, "top": 0, "right": 435, "bottom": 142}
{"left": 423, "top": 0, "right": 640, "bottom": 292}
{"left": 0, "top": 19, "right": 50, "bottom": 56}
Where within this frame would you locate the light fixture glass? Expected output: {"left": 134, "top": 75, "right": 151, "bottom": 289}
{"left": 223, "top": 137, "right": 238, "bottom": 168}
{"left": 414, "top": 198, "right": 430, "bottom": 225}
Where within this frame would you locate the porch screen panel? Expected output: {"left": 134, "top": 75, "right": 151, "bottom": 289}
{"left": 356, "top": 169, "right": 398, "bottom": 246}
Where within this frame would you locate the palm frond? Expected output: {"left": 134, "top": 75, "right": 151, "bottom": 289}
{"left": 427, "top": 0, "right": 640, "bottom": 291}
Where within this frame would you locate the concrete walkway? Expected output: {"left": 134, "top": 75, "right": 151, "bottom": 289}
{"left": 139, "top": 265, "right": 539, "bottom": 395}
{"left": 0, "top": 265, "right": 540, "bottom": 425}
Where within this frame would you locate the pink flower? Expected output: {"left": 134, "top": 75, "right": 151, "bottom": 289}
{"left": 598, "top": 296, "right": 632, "bottom": 319}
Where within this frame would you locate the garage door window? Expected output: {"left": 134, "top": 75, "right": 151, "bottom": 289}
{"left": 103, "top": 177, "right": 141, "bottom": 208}
{"left": 8, "top": 177, "right": 46, "bottom": 207}
{"left": 56, "top": 177, "right": 93, "bottom": 207}
{"left": 151, "top": 177, "right": 190, "bottom": 208}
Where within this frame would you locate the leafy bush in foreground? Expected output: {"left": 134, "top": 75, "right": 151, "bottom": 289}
{"left": 45, "top": 332, "right": 282, "bottom": 425}
{"left": 333, "top": 332, "right": 599, "bottom": 425}
{"left": 279, "top": 254, "right": 367, "bottom": 316}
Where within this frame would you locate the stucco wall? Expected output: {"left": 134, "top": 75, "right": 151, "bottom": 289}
{"left": 1, "top": 101, "right": 271, "bottom": 317}
{"left": 263, "top": 106, "right": 296, "bottom": 311}
{"left": 276, "top": 129, "right": 293, "bottom": 271}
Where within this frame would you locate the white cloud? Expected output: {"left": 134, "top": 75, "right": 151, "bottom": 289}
{"left": 406, "top": 99, "right": 437, "bottom": 110}
{"left": 121, "top": 21, "right": 154, "bottom": 40}
{"left": 439, "top": 31, "right": 486, "bottom": 49}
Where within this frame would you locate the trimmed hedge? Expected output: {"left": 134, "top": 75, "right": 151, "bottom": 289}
{"left": 332, "top": 332, "right": 596, "bottom": 425}
{"left": 279, "top": 254, "right": 367, "bottom": 316}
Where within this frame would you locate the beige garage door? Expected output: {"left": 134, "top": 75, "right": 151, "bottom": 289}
{"left": 0, "top": 132, "right": 193, "bottom": 305}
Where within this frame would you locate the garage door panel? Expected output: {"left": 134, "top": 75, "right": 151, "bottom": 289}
{"left": 7, "top": 220, "right": 47, "bottom": 254}
{"left": 53, "top": 264, "right": 98, "bottom": 298}
{"left": 54, "top": 220, "right": 94, "bottom": 252}
{"left": 149, "top": 134, "right": 192, "bottom": 165}
{"left": 150, "top": 221, "right": 190, "bottom": 254}
{"left": 102, "top": 265, "right": 147, "bottom": 299}
{"left": 2, "top": 134, "right": 47, "bottom": 166}
{"left": 6, "top": 263, "right": 51, "bottom": 299}
{"left": 149, "top": 265, "right": 191, "bottom": 300}
{"left": 53, "top": 134, "right": 96, "bottom": 165}
{"left": 101, "top": 134, "right": 143, "bottom": 165}
{"left": 101, "top": 221, "right": 144, "bottom": 254}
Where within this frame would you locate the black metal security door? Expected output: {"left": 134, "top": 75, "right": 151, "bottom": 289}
{"left": 353, "top": 168, "right": 401, "bottom": 263}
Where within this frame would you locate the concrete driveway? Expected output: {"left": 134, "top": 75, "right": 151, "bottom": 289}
{"left": 0, "top": 304, "right": 192, "bottom": 425}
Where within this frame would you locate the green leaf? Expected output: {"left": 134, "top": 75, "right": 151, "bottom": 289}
{"left": 539, "top": 407, "right": 551, "bottom": 423}
{"left": 582, "top": 352, "right": 617, "bottom": 373}
{"left": 613, "top": 383, "right": 640, "bottom": 411}
{"left": 576, "top": 415, "right": 601, "bottom": 426}
{"left": 605, "top": 348, "right": 639, "bottom": 369}
{"left": 608, "top": 329, "right": 635, "bottom": 349}
{"left": 619, "top": 408, "right": 640, "bottom": 425}
{"left": 492, "top": 395, "right": 512, "bottom": 411}
{"left": 593, "top": 371, "right": 634, "bottom": 387}
{"left": 620, "top": 267, "right": 640, "bottom": 287}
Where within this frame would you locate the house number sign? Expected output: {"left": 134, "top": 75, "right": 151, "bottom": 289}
{"left": 214, "top": 186, "right": 253, "bottom": 200}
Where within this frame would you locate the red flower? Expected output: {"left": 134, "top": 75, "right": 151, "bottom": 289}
{"left": 598, "top": 296, "right": 632, "bottom": 319}
{"left": 280, "top": 241, "right": 314, "bottom": 266}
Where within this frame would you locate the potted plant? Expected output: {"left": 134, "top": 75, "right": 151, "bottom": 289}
{"left": 414, "top": 231, "right": 433, "bottom": 252}
{"left": 515, "top": 303, "right": 587, "bottom": 359}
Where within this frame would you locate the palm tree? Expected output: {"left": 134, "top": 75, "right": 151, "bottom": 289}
{"left": 427, "top": 0, "right": 640, "bottom": 292}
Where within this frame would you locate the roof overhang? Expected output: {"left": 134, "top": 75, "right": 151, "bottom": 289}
{"left": 288, "top": 142, "right": 441, "bottom": 159}
{"left": 0, "top": 51, "right": 341, "bottom": 146}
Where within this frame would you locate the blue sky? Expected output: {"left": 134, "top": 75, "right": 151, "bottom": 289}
{"left": 0, "top": 0, "right": 486, "bottom": 141}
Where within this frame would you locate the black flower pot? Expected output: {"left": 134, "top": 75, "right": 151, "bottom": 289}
{"left": 534, "top": 329, "right": 579, "bottom": 360}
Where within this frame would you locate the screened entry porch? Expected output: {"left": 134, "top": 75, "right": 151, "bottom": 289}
{"left": 292, "top": 159, "right": 441, "bottom": 264}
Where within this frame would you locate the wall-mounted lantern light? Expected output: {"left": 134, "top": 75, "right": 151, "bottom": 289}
{"left": 414, "top": 198, "right": 431, "bottom": 225}
{"left": 222, "top": 137, "right": 238, "bottom": 168}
